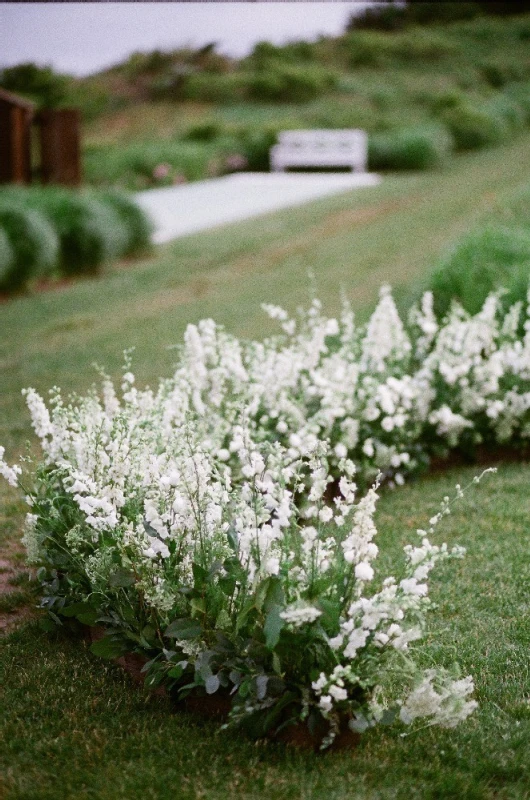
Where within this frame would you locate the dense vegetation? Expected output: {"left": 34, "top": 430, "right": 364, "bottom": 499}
{"left": 1, "top": 135, "right": 530, "bottom": 798}
{"left": 0, "top": 187, "right": 152, "bottom": 293}
{"left": 2, "top": 13, "right": 530, "bottom": 189}
{"left": 427, "top": 183, "right": 530, "bottom": 316}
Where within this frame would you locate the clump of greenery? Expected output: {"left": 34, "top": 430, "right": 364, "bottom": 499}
{"left": 0, "top": 62, "right": 70, "bottom": 107}
{"left": 368, "top": 125, "right": 453, "bottom": 171}
{"left": 248, "top": 65, "right": 338, "bottom": 104}
{"left": 23, "top": 189, "right": 128, "bottom": 276}
{"left": 0, "top": 205, "right": 58, "bottom": 291}
{"left": 94, "top": 190, "right": 153, "bottom": 256}
{"left": 429, "top": 224, "right": 530, "bottom": 317}
{"left": 84, "top": 140, "right": 216, "bottom": 189}
{"left": 0, "top": 226, "right": 14, "bottom": 287}
{"left": 440, "top": 103, "right": 508, "bottom": 151}
{"left": 0, "top": 186, "right": 152, "bottom": 290}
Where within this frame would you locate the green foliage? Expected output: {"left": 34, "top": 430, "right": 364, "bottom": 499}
{"left": 84, "top": 141, "right": 215, "bottom": 189}
{"left": 0, "top": 186, "right": 153, "bottom": 290}
{"left": 429, "top": 224, "right": 530, "bottom": 317}
{"left": 0, "top": 62, "right": 70, "bottom": 107}
{"left": 440, "top": 103, "right": 508, "bottom": 151}
{"left": 183, "top": 121, "right": 225, "bottom": 142}
{"left": 0, "top": 226, "right": 14, "bottom": 286}
{"left": 93, "top": 190, "right": 153, "bottom": 256}
{"left": 505, "top": 81, "right": 530, "bottom": 122}
{"left": 0, "top": 204, "right": 58, "bottom": 291}
{"left": 368, "top": 125, "right": 453, "bottom": 171}
{"left": 180, "top": 73, "right": 249, "bottom": 103}
{"left": 237, "top": 128, "right": 281, "bottom": 171}
{"left": 248, "top": 65, "right": 338, "bottom": 104}
{"left": 22, "top": 189, "right": 128, "bottom": 276}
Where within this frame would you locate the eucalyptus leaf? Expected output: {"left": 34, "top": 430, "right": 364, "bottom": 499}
{"left": 205, "top": 674, "right": 220, "bottom": 695}
{"left": 164, "top": 618, "right": 202, "bottom": 639}
{"left": 90, "top": 636, "right": 128, "bottom": 660}
{"left": 264, "top": 603, "right": 284, "bottom": 649}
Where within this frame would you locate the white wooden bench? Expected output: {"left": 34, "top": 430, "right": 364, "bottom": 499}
{"left": 270, "top": 129, "right": 368, "bottom": 173}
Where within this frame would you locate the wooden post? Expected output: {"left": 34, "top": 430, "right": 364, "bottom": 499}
{"left": 38, "top": 108, "right": 82, "bottom": 186}
{"left": 0, "top": 88, "right": 34, "bottom": 184}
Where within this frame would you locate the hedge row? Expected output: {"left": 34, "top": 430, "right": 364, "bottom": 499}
{"left": 0, "top": 187, "right": 153, "bottom": 293}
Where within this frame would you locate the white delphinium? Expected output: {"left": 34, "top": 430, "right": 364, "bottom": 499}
{"left": 0, "top": 445, "right": 21, "bottom": 487}
{"left": 360, "top": 285, "right": 411, "bottom": 374}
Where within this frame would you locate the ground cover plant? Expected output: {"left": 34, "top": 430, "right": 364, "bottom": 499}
{"left": 1, "top": 137, "right": 530, "bottom": 797}
{"left": 0, "top": 186, "right": 152, "bottom": 293}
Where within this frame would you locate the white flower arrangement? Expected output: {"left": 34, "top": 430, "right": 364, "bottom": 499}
{"left": 2, "top": 283, "right": 520, "bottom": 747}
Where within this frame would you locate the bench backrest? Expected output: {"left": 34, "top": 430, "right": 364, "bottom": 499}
{"left": 276, "top": 129, "right": 366, "bottom": 151}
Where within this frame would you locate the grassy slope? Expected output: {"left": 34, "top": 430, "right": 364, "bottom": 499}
{"left": 1, "top": 136, "right": 530, "bottom": 799}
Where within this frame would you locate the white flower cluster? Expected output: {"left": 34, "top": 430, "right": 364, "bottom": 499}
{"left": 2, "top": 283, "right": 511, "bottom": 739}
{"left": 164, "top": 286, "right": 530, "bottom": 487}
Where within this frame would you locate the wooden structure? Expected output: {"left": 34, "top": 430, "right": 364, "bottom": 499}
{"left": 38, "top": 108, "right": 82, "bottom": 186}
{"left": 270, "top": 129, "right": 368, "bottom": 174}
{"left": 0, "top": 87, "right": 34, "bottom": 184}
{"left": 0, "top": 88, "right": 81, "bottom": 186}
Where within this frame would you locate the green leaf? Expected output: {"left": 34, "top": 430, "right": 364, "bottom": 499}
{"left": 192, "top": 562, "right": 208, "bottom": 585}
{"left": 190, "top": 597, "right": 206, "bottom": 616}
{"left": 264, "top": 576, "right": 284, "bottom": 611}
{"left": 318, "top": 598, "right": 340, "bottom": 632}
{"left": 164, "top": 618, "right": 202, "bottom": 639}
{"left": 168, "top": 663, "right": 186, "bottom": 680}
{"left": 109, "top": 568, "right": 136, "bottom": 589}
{"left": 90, "top": 636, "right": 128, "bottom": 660}
{"left": 264, "top": 603, "right": 284, "bottom": 650}
{"left": 205, "top": 674, "right": 220, "bottom": 695}
{"left": 60, "top": 602, "right": 99, "bottom": 625}
{"left": 272, "top": 652, "right": 282, "bottom": 675}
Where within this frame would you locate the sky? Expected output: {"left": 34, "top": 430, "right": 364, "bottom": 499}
{"left": 0, "top": 2, "right": 374, "bottom": 77}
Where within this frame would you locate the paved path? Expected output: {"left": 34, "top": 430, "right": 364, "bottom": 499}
{"left": 135, "top": 172, "right": 381, "bottom": 244}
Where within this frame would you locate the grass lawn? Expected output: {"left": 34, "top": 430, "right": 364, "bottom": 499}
{"left": 1, "top": 134, "right": 530, "bottom": 799}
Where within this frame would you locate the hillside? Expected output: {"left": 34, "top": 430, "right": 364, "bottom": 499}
{"left": 78, "top": 13, "right": 530, "bottom": 188}
{"left": 2, "top": 12, "right": 530, "bottom": 190}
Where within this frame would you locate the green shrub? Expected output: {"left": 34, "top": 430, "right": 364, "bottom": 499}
{"left": 248, "top": 65, "right": 337, "bottom": 103}
{"left": 504, "top": 81, "right": 530, "bottom": 123}
{"left": 180, "top": 73, "right": 249, "bottom": 103}
{"left": 84, "top": 141, "right": 215, "bottom": 189}
{"left": 0, "top": 205, "right": 58, "bottom": 291}
{"left": 183, "top": 121, "right": 225, "bottom": 142}
{"left": 486, "top": 95, "right": 526, "bottom": 134}
{"left": 440, "top": 103, "right": 508, "bottom": 151}
{"left": 0, "top": 227, "right": 14, "bottom": 288}
{"left": 94, "top": 190, "right": 153, "bottom": 256}
{"left": 368, "top": 125, "right": 453, "bottom": 171}
{"left": 237, "top": 128, "right": 281, "bottom": 171}
{"left": 21, "top": 188, "right": 128, "bottom": 276}
{"left": 429, "top": 224, "right": 530, "bottom": 317}
{"left": 0, "top": 62, "right": 70, "bottom": 107}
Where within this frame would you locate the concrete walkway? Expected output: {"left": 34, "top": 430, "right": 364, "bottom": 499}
{"left": 135, "top": 172, "right": 381, "bottom": 244}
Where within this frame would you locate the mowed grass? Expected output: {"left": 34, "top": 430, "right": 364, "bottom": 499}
{"left": 1, "top": 135, "right": 530, "bottom": 799}
{"left": 1, "top": 465, "right": 529, "bottom": 800}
